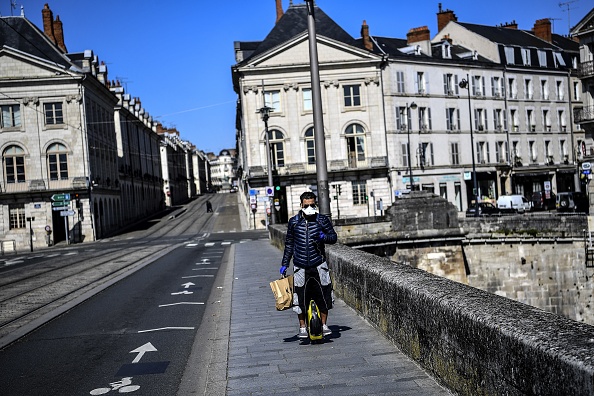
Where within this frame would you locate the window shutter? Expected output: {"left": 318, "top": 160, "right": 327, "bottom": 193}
{"left": 446, "top": 109, "right": 451, "bottom": 130}
{"left": 484, "top": 110, "right": 488, "bottom": 130}
{"left": 491, "top": 77, "right": 496, "bottom": 96}
{"left": 482, "top": 77, "right": 486, "bottom": 95}
{"left": 428, "top": 108, "right": 432, "bottom": 130}
{"left": 486, "top": 142, "right": 490, "bottom": 163}
{"left": 456, "top": 109, "right": 461, "bottom": 130}
{"left": 455, "top": 75, "right": 459, "bottom": 95}
{"left": 443, "top": 74, "right": 448, "bottom": 94}
{"left": 474, "top": 109, "right": 479, "bottom": 129}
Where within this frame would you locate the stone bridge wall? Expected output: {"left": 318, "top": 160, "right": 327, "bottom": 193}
{"left": 269, "top": 225, "right": 594, "bottom": 396}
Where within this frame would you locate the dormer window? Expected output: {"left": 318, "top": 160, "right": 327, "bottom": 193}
{"left": 441, "top": 41, "right": 451, "bottom": 59}
{"left": 553, "top": 52, "right": 566, "bottom": 68}
{"left": 521, "top": 48, "right": 531, "bottom": 66}
{"left": 537, "top": 50, "right": 547, "bottom": 67}
{"left": 504, "top": 46, "right": 515, "bottom": 64}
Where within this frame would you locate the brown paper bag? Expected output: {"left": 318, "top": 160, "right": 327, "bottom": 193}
{"left": 270, "top": 275, "right": 293, "bottom": 311}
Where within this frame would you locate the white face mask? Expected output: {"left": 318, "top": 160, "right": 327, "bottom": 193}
{"left": 302, "top": 205, "right": 318, "bottom": 216}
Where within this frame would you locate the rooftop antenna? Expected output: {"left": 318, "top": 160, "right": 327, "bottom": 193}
{"left": 547, "top": 17, "right": 562, "bottom": 34}
{"left": 115, "top": 76, "right": 132, "bottom": 91}
{"left": 10, "top": 0, "right": 16, "bottom": 16}
{"left": 559, "top": 0, "right": 579, "bottom": 35}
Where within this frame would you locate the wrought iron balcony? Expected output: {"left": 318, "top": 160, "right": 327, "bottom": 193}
{"left": 578, "top": 60, "right": 594, "bottom": 79}
{"left": 575, "top": 106, "right": 594, "bottom": 123}
{"left": 0, "top": 177, "right": 89, "bottom": 194}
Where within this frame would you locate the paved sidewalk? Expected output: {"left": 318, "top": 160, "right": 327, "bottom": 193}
{"left": 227, "top": 239, "right": 451, "bottom": 396}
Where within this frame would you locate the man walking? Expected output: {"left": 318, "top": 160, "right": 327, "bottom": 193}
{"left": 280, "top": 191, "right": 337, "bottom": 338}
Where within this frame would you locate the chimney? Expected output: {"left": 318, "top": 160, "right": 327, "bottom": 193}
{"left": 533, "top": 18, "right": 552, "bottom": 42}
{"left": 41, "top": 4, "right": 56, "bottom": 44}
{"left": 502, "top": 20, "right": 518, "bottom": 29}
{"left": 275, "top": 0, "right": 284, "bottom": 24}
{"left": 437, "top": 4, "right": 457, "bottom": 32}
{"left": 52, "top": 15, "right": 67, "bottom": 52}
{"left": 361, "top": 20, "right": 373, "bottom": 51}
{"left": 407, "top": 26, "right": 431, "bottom": 45}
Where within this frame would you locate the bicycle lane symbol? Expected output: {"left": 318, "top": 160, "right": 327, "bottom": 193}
{"left": 89, "top": 342, "right": 169, "bottom": 395}
{"left": 90, "top": 377, "right": 140, "bottom": 394}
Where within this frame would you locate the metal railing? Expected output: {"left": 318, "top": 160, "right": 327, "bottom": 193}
{"left": 578, "top": 60, "right": 594, "bottom": 79}
{"left": 575, "top": 106, "right": 594, "bottom": 123}
{"left": 0, "top": 177, "right": 88, "bottom": 194}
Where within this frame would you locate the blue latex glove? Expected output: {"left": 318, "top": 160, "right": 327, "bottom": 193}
{"left": 316, "top": 231, "right": 325, "bottom": 242}
{"left": 280, "top": 266, "right": 288, "bottom": 276}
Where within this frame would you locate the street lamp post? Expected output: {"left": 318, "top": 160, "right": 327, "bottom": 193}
{"left": 403, "top": 102, "right": 417, "bottom": 191}
{"left": 305, "top": 0, "right": 331, "bottom": 216}
{"left": 258, "top": 104, "right": 275, "bottom": 225}
{"left": 459, "top": 74, "right": 479, "bottom": 217}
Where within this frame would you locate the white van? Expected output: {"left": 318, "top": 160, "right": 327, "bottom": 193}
{"left": 496, "top": 195, "right": 531, "bottom": 213}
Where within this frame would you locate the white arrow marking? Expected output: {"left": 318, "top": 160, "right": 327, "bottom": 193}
{"left": 171, "top": 291, "right": 193, "bottom": 295}
{"left": 181, "top": 282, "right": 195, "bottom": 289}
{"left": 130, "top": 342, "right": 157, "bottom": 363}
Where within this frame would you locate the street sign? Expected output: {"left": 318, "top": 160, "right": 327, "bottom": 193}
{"left": 52, "top": 206, "right": 69, "bottom": 211}
{"left": 250, "top": 196, "right": 257, "bottom": 204}
{"left": 51, "top": 193, "right": 70, "bottom": 201}
{"left": 52, "top": 201, "right": 69, "bottom": 207}
{"left": 60, "top": 210, "right": 76, "bottom": 216}
{"left": 265, "top": 186, "right": 274, "bottom": 197}
{"left": 249, "top": 189, "right": 258, "bottom": 196}
{"left": 582, "top": 162, "right": 591, "bottom": 171}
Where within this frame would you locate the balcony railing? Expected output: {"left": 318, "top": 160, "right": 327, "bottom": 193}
{"left": 0, "top": 177, "right": 89, "bottom": 194}
{"left": 249, "top": 156, "right": 389, "bottom": 177}
{"left": 578, "top": 60, "right": 594, "bottom": 79}
{"left": 575, "top": 106, "right": 594, "bottom": 123}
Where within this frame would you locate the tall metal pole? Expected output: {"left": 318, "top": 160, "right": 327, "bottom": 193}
{"left": 406, "top": 103, "right": 417, "bottom": 191}
{"left": 460, "top": 74, "right": 479, "bottom": 217}
{"left": 260, "top": 80, "right": 275, "bottom": 225}
{"left": 305, "top": 0, "right": 330, "bottom": 216}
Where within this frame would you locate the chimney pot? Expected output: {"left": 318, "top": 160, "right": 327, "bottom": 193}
{"left": 533, "top": 18, "right": 552, "bottom": 43}
{"left": 407, "top": 26, "right": 431, "bottom": 45}
{"left": 275, "top": 0, "right": 284, "bottom": 24}
{"left": 437, "top": 7, "right": 457, "bottom": 31}
{"left": 361, "top": 20, "right": 373, "bottom": 51}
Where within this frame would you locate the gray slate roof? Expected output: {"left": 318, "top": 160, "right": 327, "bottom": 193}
{"left": 239, "top": 3, "right": 355, "bottom": 64}
{"left": 0, "top": 16, "right": 73, "bottom": 69}
{"left": 459, "top": 22, "right": 558, "bottom": 49}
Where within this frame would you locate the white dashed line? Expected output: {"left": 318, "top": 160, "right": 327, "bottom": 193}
{"left": 186, "top": 243, "right": 198, "bottom": 247}
{"left": 185, "top": 274, "right": 215, "bottom": 277}
{"left": 159, "top": 302, "right": 205, "bottom": 307}
{"left": 204, "top": 243, "right": 215, "bottom": 247}
{"left": 138, "top": 327, "right": 195, "bottom": 333}
{"left": 221, "top": 242, "right": 231, "bottom": 245}
{"left": 192, "top": 267, "right": 218, "bottom": 270}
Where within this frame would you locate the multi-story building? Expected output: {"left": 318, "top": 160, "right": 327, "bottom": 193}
{"left": 191, "top": 149, "right": 210, "bottom": 196}
{"left": 208, "top": 149, "right": 237, "bottom": 192}
{"left": 157, "top": 125, "right": 190, "bottom": 207}
{"left": 571, "top": 7, "right": 594, "bottom": 211}
{"left": 0, "top": 5, "right": 196, "bottom": 250}
{"left": 232, "top": 2, "right": 584, "bottom": 227}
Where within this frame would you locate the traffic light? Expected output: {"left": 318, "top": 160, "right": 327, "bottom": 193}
{"left": 365, "top": 195, "right": 368, "bottom": 202}
{"left": 74, "top": 193, "right": 81, "bottom": 208}
{"left": 275, "top": 185, "right": 281, "bottom": 191}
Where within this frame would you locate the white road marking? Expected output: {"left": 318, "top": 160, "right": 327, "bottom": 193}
{"left": 186, "top": 243, "right": 198, "bottom": 247}
{"left": 221, "top": 242, "right": 231, "bottom": 245}
{"left": 46, "top": 253, "right": 60, "bottom": 258}
{"left": 204, "top": 243, "right": 215, "bottom": 247}
{"left": 193, "top": 267, "right": 218, "bottom": 270}
{"left": 138, "top": 327, "right": 195, "bottom": 333}
{"left": 130, "top": 342, "right": 157, "bottom": 363}
{"left": 159, "top": 302, "right": 205, "bottom": 307}
{"left": 4, "top": 260, "right": 24, "bottom": 266}
{"left": 64, "top": 252, "right": 78, "bottom": 256}
{"left": 171, "top": 291, "right": 193, "bottom": 295}
{"left": 181, "top": 282, "right": 195, "bottom": 288}
{"left": 184, "top": 274, "right": 215, "bottom": 277}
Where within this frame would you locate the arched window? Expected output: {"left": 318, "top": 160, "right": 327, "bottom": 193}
{"left": 47, "top": 143, "right": 69, "bottom": 180}
{"left": 345, "top": 124, "right": 366, "bottom": 168}
{"left": 267, "top": 130, "right": 285, "bottom": 168}
{"left": 304, "top": 127, "right": 315, "bottom": 165}
{"left": 3, "top": 145, "right": 25, "bottom": 183}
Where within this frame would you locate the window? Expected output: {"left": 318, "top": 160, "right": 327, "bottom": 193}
{"left": 264, "top": 90, "right": 281, "bottom": 113}
{"left": 521, "top": 48, "right": 531, "bottom": 66}
{"left": 304, "top": 128, "right": 315, "bottom": 165}
{"left": 267, "top": 130, "right": 285, "bottom": 168}
{"left": 529, "top": 141, "right": 537, "bottom": 162}
{"left": 504, "top": 46, "right": 515, "bottom": 64}
{"left": 512, "top": 141, "right": 521, "bottom": 162}
{"left": 395, "top": 71, "right": 405, "bottom": 93}
{"left": 3, "top": 145, "right": 25, "bottom": 183}
{"left": 526, "top": 109, "right": 535, "bottom": 131}
{"left": 416, "top": 72, "right": 426, "bottom": 94}
{"left": 419, "top": 142, "right": 434, "bottom": 168}
{"left": 351, "top": 180, "right": 367, "bottom": 205}
{"left": 345, "top": 124, "right": 365, "bottom": 167}
{"left": 418, "top": 107, "right": 432, "bottom": 131}
{"left": 450, "top": 142, "right": 460, "bottom": 165}
{"left": 401, "top": 143, "right": 409, "bottom": 167}
{"left": 439, "top": 183, "right": 448, "bottom": 199}
{"left": 9, "top": 203, "right": 25, "bottom": 229}
{"left": 493, "top": 109, "right": 507, "bottom": 130}
{"left": 558, "top": 110, "right": 566, "bottom": 131}
{"left": 476, "top": 141, "right": 490, "bottom": 164}
{"left": 510, "top": 109, "right": 519, "bottom": 131}
{"left": 47, "top": 143, "right": 69, "bottom": 180}
{"left": 44, "top": 102, "right": 63, "bottom": 125}
{"left": 508, "top": 77, "right": 517, "bottom": 99}
{"left": 472, "top": 76, "right": 485, "bottom": 96}
{"left": 396, "top": 107, "right": 408, "bottom": 130}
{"left": 537, "top": 50, "right": 547, "bottom": 67}
{"left": 574, "top": 81, "right": 580, "bottom": 101}
{"left": 553, "top": 52, "right": 566, "bottom": 67}
{"left": 545, "top": 140, "right": 552, "bottom": 161}
{"left": 302, "top": 89, "right": 312, "bottom": 112}
{"left": 555, "top": 81, "right": 564, "bottom": 101}
{"left": 560, "top": 139, "right": 568, "bottom": 161}
{"left": 446, "top": 108, "right": 460, "bottom": 131}
{"left": 542, "top": 109, "right": 551, "bottom": 131}
{"left": 491, "top": 77, "right": 503, "bottom": 97}
{"left": 524, "top": 78, "right": 533, "bottom": 99}
{"left": 1, "top": 104, "right": 21, "bottom": 128}
{"left": 474, "top": 108, "right": 487, "bottom": 131}
{"left": 496, "top": 141, "right": 508, "bottom": 163}
{"left": 343, "top": 85, "right": 361, "bottom": 107}
{"left": 540, "top": 79, "right": 549, "bottom": 100}
{"left": 443, "top": 74, "right": 458, "bottom": 95}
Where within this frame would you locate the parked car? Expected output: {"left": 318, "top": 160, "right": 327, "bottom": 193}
{"left": 466, "top": 202, "right": 501, "bottom": 216}
{"left": 496, "top": 194, "right": 531, "bottom": 213}
{"left": 556, "top": 192, "right": 589, "bottom": 213}
{"left": 531, "top": 191, "right": 555, "bottom": 211}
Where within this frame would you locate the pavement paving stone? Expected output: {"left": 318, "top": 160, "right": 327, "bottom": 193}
{"left": 228, "top": 239, "right": 451, "bottom": 395}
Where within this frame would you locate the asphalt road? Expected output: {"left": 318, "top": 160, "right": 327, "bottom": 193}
{"left": 0, "top": 193, "right": 260, "bottom": 395}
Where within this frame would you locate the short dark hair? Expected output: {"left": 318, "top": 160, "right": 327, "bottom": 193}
{"left": 300, "top": 191, "right": 317, "bottom": 203}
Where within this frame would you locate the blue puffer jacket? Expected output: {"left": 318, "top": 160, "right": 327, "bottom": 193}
{"left": 281, "top": 212, "right": 337, "bottom": 269}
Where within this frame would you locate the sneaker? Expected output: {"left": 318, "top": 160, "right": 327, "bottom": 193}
{"left": 298, "top": 327, "right": 308, "bottom": 339}
{"left": 322, "top": 324, "right": 332, "bottom": 336}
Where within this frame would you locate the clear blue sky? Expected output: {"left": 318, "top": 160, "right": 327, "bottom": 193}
{"left": 0, "top": 0, "right": 588, "bottom": 154}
